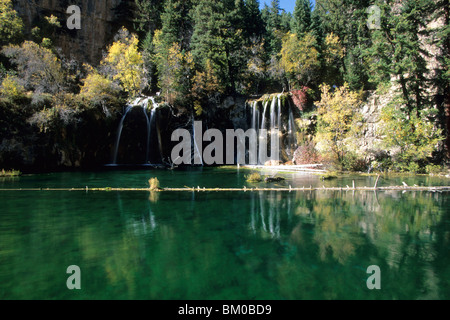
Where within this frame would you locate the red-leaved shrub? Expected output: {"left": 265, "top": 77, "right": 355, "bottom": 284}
{"left": 293, "top": 141, "right": 322, "bottom": 165}
{"left": 291, "top": 87, "right": 309, "bottom": 111}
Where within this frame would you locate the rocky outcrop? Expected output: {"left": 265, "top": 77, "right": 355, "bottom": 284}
{"left": 12, "top": 0, "right": 134, "bottom": 65}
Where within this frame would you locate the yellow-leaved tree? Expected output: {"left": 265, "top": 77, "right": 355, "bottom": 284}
{"left": 0, "top": 0, "right": 24, "bottom": 46}
{"left": 280, "top": 32, "right": 320, "bottom": 90}
{"left": 315, "top": 83, "right": 363, "bottom": 164}
{"left": 0, "top": 75, "right": 26, "bottom": 100}
{"left": 191, "top": 59, "right": 222, "bottom": 115}
{"left": 79, "top": 65, "right": 122, "bottom": 111}
{"left": 103, "top": 28, "right": 145, "bottom": 97}
{"left": 322, "top": 33, "right": 345, "bottom": 85}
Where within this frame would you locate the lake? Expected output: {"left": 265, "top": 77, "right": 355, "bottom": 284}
{"left": 1, "top": 168, "right": 449, "bottom": 299}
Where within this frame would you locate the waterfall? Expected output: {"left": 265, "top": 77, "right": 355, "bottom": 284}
{"left": 142, "top": 98, "right": 151, "bottom": 164}
{"left": 111, "top": 97, "right": 160, "bottom": 165}
{"left": 277, "top": 95, "right": 282, "bottom": 130}
{"left": 288, "top": 107, "right": 297, "bottom": 159}
{"left": 250, "top": 94, "right": 298, "bottom": 164}
{"left": 258, "top": 100, "right": 270, "bottom": 165}
{"left": 270, "top": 97, "right": 277, "bottom": 129}
{"left": 112, "top": 105, "right": 133, "bottom": 165}
{"left": 260, "top": 100, "right": 269, "bottom": 132}
{"left": 192, "top": 114, "right": 204, "bottom": 166}
{"left": 251, "top": 101, "right": 259, "bottom": 134}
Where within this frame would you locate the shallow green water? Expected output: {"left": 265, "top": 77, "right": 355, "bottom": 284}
{"left": 1, "top": 169, "right": 449, "bottom": 299}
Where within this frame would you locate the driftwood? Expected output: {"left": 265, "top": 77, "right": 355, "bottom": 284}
{"left": 1, "top": 185, "right": 450, "bottom": 193}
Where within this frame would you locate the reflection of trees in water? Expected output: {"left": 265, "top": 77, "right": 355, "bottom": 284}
{"left": 12, "top": 189, "right": 440, "bottom": 299}
{"left": 74, "top": 190, "right": 449, "bottom": 299}
{"left": 250, "top": 191, "right": 444, "bottom": 264}
{"left": 243, "top": 189, "right": 449, "bottom": 299}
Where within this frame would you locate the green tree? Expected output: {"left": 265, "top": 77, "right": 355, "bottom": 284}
{"left": 365, "top": 0, "right": 434, "bottom": 116}
{"left": 153, "top": 30, "right": 194, "bottom": 105}
{"left": 380, "top": 101, "right": 443, "bottom": 171}
{"left": 262, "top": 0, "right": 284, "bottom": 56}
{"left": 314, "top": 0, "right": 372, "bottom": 90}
{"left": 243, "top": 0, "right": 265, "bottom": 39}
{"left": 133, "top": 0, "right": 164, "bottom": 34}
{"left": 0, "top": 0, "right": 24, "bottom": 47}
{"left": 293, "top": 0, "right": 312, "bottom": 37}
{"left": 430, "top": 0, "right": 449, "bottom": 156}
{"left": 160, "top": 0, "right": 194, "bottom": 50}
{"left": 190, "top": 0, "right": 246, "bottom": 93}
{"left": 141, "top": 30, "right": 157, "bottom": 93}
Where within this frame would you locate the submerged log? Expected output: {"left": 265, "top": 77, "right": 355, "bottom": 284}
{"left": 1, "top": 185, "right": 450, "bottom": 192}
{"left": 264, "top": 177, "right": 286, "bottom": 183}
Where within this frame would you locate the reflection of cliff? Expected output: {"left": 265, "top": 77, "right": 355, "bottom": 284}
{"left": 13, "top": 0, "right": 133, "bottom": 64}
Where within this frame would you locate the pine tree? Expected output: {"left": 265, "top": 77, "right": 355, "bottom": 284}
{"left": 293, "top": 0, "right": 312, "bottom": 37}
{"left": 243, "top": 0, "right": 265, "bottom": 40}
{"left": 366, "top": 0, "right": 433, "bottom": 115}
{"left": 261, "top": 0, "right": 284, "bottom": 56}
{"left": 133, "top": 0, "right": 164, "bottom": 34}
{"left": 190, "top": 0, "right": 246, "bottom": 93}
{"left": 160, "top": 0, "right": 194, "bottom": 50}
{"left": 314, "top": 0, "right": 372, "bottom": 90}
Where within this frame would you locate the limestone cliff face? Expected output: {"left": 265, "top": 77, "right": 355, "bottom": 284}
{"left": 12, "top": 0, "right": 133, "bottom": 65}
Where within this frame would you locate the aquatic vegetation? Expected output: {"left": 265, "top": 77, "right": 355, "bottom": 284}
{"left": 148, "top": 177, "right": 160, "bottom": 191}
{"left": 319, "top": 172, "right": 338, "bottom": 180}
{"left": 246, "top": 172, "right": 262, "bottom": 183}
{"left": 0, "top": 169, "right": 21, "bottom": 177}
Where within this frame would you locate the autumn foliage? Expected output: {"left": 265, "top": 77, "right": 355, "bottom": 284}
{"left": 291, "top": 87, "right": 309, "bottom": 111}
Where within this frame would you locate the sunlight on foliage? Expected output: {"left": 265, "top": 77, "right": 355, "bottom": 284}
{"left": 280, "top": 32, "right": 320, "bottom": 89}
{"left": 315, "top": 83, "right": 363, "bottom": 164}
{"left": 380, "top": 102, "right": 443, "bottom": 171}
{"left": 0, "top": 75, "right": 25, "bottom": 100}
{"left": 103, "top": 28, "right": 145, "bottom": 97}
{"left": 0, "top": 0, "right": 24, "bottom": 46}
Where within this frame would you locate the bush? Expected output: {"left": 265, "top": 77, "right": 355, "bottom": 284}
{"left": 341, "top": 152, "right": 368, "bottom": 172}
{"left": 293, "top": 141, "right": 322, "bottom": 165}
{"left": 380, "top": 104, "right": 443, "bottom": 170}
{"left": 0, "top": 75, "right": 26, "bottom": 100}
{"left": 425, "top": 164, "right": 443, "bottom": 175}
{"left": 148, "top": 177, "right": 160, "bottom": 191}
{"left": 246, "top": 172, "right": 262, "bottom": 182}
{"left": 0, "top": 169, "right": 21, "bottom": 177}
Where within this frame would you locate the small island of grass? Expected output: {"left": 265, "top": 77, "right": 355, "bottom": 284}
{"left": 0, "top": 169, "right": 22, "bottom": 177}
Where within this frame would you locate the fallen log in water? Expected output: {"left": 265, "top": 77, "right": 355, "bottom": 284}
{"left": 1, "top": 185, "right": 450, "bottom": 192}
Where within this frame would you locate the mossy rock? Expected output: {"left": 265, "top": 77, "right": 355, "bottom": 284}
{"left": 320, "top": 172, "right": 339, "bottom": 180}
{"left": 246, "top": 172, "right": 262, "bottom": 183}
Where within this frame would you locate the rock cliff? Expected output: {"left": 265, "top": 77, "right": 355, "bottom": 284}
{"left": 12, "top": 0, "right": 134, "bottom": 65}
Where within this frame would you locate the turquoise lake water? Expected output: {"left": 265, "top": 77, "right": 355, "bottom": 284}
{"left": 1, "top": 168, "right": 449, "bottom": 299}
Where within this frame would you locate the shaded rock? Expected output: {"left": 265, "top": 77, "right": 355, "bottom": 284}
{"left": 264, "top": 177, "right": 285, "bottom": 183}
